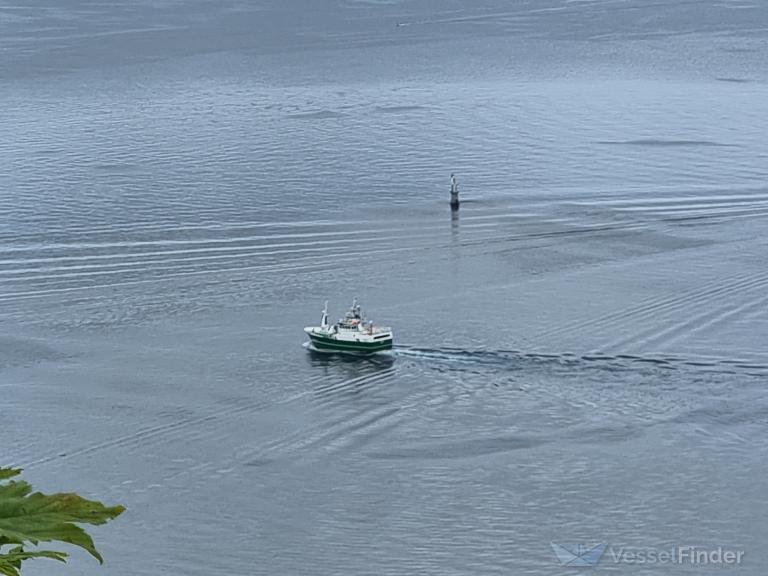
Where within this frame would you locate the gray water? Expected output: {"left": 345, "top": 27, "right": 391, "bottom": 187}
{"left": 3, "top": 1, "right": 768, "bottom": 574}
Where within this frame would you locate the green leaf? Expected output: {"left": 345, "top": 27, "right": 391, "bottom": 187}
{"left": 0, "top": 547, "right": 67, "bottom": 576}
{"left": 0, "top": 474, "right": 124, "bottom": 564}
{"left": 0, "top": 471, "right": 20, "bottom": 482}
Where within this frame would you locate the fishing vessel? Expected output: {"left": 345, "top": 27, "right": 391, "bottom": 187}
{"left": 304, "top": 299, "right": 393, "bottom": 354}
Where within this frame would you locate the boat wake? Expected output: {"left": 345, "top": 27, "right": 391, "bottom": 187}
{"left": 300, "top": 341, "right": 768, "bottom": 377}
{"left": 393, "top": 345, "right": 768, "bottom": 376}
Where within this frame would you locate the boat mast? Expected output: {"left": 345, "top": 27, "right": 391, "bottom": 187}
{"left": 321, "top": 301, "right": 329, "bottom": 328}
{"left": 352, "top": 298, "right": 361, "bottom": 319}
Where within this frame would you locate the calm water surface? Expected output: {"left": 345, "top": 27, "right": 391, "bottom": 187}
{"left": 2, "top": 1, "right": 768, "bottom": 574}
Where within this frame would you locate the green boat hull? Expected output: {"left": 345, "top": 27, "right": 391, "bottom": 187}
{"left": 307, "top": 332, "right": 393, "bottom": 353}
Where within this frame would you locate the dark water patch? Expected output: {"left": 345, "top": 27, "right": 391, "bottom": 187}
{"left": 661, "top": 210, "right": 768, "bottom": 225}
{"left": 93, "top": 162, "right": 139, "bottom": 172}
{"left": 0, "top": 335, "right": 64, "bottom": 369}
{"left": 527, "top": 352, "right": 560, "bottom": 359}
{"left": 571, "top": 424, "right": 641, "bottom": 444}
{"left": 616, "top": 354, "right": 643, "bottom": 360}
{"left": 631, "top": 356, "right": 672, "bottom": 366}
{"left": 286, "top": 110, "right": 344, "bottom": 120}
{"left": 721, "top": 46, "right": 759, "bottom": 53}
{"left": 597, "top": 139, "right": 729, "bottom": 147}
{"left": 31, "top": 148, "right": 64, "bottom": 156}
{"left": 667, "top": 402, "right": 768, "bottom": 428}
{"left": 368, "top": 434, "right": 546, "bottom": 460}
{"left": 581, "top": 354, "right": 618, "bottom": 362}
{"left": 245, "top": 458, "right": 275, "bottom": 467}
{"left": 734, "top": 363, "right": 768, "bottom": 371}
{"left": 374, "top": 105, "right": 425, "bottom": 113}
{"left": 715, "top": 77, "right": 751, "bottom": 83}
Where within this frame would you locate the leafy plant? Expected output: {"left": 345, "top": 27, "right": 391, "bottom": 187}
{"left": 0, "top": 467, "right": 124, "bottom": 575}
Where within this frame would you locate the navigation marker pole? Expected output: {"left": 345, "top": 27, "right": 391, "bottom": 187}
{"left": 450, "top": 173, "right": 460, "bottom": 210}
